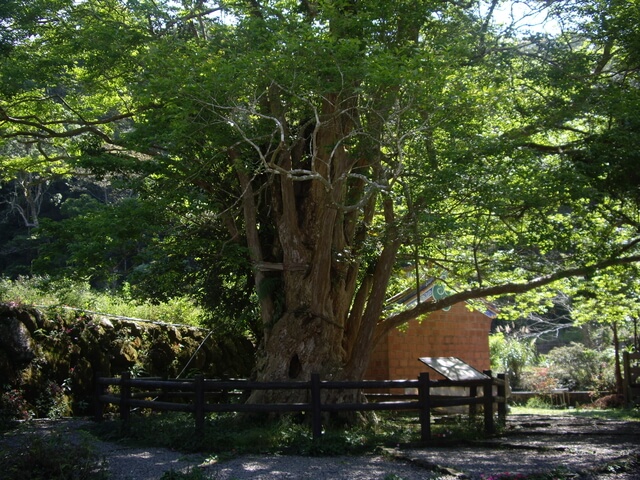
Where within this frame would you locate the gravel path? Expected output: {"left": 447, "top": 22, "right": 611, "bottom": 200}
{"left": 394, "top": 414, "right": 640, "bottom": 479}
{"left": 2, "top": 414, "right": 639, "bottom": 479}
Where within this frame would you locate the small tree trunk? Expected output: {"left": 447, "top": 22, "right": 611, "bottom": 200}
{"left": 612, "top": 322, "right": 623, "bottom": 395}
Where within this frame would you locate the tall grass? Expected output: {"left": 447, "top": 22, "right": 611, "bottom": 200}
{"left": 0, "top": 276, "right": 206, "bottom": 326}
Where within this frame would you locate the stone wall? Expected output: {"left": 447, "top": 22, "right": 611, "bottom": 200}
{"left": 0, "top": 303, "right": 255, "bottom": 418}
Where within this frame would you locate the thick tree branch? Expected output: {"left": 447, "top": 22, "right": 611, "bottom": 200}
{"left": 346, "top": 196, "right": 402, "bottom": 371}
{"left": 375, "top": 254, "right": 640, "bottom": 342}
{"left": 0, "top": 104, "right": 161, "bottom": 142}
{"left": 169, "top": 7, "right": 223, "bottom": 27}
{"left": 232, "top": 148, "right": 275, "bottom": 332}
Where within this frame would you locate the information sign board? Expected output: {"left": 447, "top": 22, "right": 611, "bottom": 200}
{"left": 418, "top": 356, "right": 489, "bottom": 381}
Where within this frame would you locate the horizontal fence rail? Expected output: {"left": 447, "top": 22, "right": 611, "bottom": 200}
{"left": 95, "top": 371, "right": 508, "bottom": 441}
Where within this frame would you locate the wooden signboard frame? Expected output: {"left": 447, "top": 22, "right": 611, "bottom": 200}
{"left": 418, "top": 356, "right": 489, "bottom": 381}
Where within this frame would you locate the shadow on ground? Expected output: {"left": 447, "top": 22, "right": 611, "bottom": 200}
{"left": 1, "top": 413, "right": 639, "bottom": 479}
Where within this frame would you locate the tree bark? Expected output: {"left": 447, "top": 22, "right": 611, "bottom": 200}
{"left": 612, "top": 322, "right": 623, "bottom": 395}
{"left": 245, "top": 93, "right": 360, "bottom": 403}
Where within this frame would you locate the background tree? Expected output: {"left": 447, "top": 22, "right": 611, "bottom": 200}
{"left": 493, "top": 265, "right": 639, "bottom": 394}
{"left": 489, "top": 332, "right": 538, "bottom": 389}
{"left": 569, "top": 265, "right": 640, "bottom": 393}
{"left": 543, "top": 342, "right": 615, "bottom": 392}
{"left": 2, "top": 0, "right": 640, "bottom": 406}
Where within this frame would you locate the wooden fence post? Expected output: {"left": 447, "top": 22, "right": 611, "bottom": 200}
{"left": 120, "top": 371, "right": 131, "bottom": 432}
{"left": 160, "top": 374, "right": 168, "bottom": 403}
{"left": 623, "top": 351, "right": 631, "bottom": 407}
{"left": 497, "top": 373, "right": 507, "bottom": 426}
{"left": 94, "top": 371, "right": 105, "bottom": 422}
{"left": 418, "top": 372, "right": 431, "bottom": 442}
{"left": 311, "top": 373, "right": 322, "bottom": 440}
{"left": 469, "top": 385, "right": 477, "bottom": 417}
{"left": 194, "top": 375, "right": 205, "bottom": 434}
{"left": 483, "top": 370, "right": 494, "bottom": 435}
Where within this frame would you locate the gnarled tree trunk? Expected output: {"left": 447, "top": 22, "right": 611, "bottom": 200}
{"left": 241, "top": 91, "right": 401, "bottom": 405}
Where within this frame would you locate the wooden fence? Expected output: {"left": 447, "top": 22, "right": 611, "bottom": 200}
{"left": 95, "top": 372, "right": 508, "bottom": 442}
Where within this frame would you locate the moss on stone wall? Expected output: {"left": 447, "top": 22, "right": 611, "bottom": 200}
{"left": 0, "top": 303, "right": 255, "bottom": 419}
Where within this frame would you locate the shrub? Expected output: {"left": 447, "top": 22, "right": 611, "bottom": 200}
{"left": 525, "top": 396, "right": 555, "bottom": 409}
{"left": 544, "top": 343, "right": 615, "bottom": 391}
{"left": 520, "top": 366, "right": 559, "bottom": 394}
{"left": 490, "top": 333, "right": 537, "bottom": 389}
{"left": 0, "top": 387, "right": 33, "bottom": 429}
{"left": 35, "top": 380, "right": 72, "bottom": 419}
{"left": 0, "top": 431, "right": 107, "bottom": 480}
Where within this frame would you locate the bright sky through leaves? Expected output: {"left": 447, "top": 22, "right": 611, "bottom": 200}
{"left": 487, "top": 0, "right": 562, "bottom": 35}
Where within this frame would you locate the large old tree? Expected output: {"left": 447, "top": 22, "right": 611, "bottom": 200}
{"left": 2, "top": 0, "right": 640, "bottom": 401}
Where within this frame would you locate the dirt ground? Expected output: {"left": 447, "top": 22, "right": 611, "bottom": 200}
{"left": 397, "top": 413, "right": 640, "bottom": 479}
{"left": 1, "top": 413, "right": 639, "bottom": 479}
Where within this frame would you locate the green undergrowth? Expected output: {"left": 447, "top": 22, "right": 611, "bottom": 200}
{"left": 2, "top": 407, "right": 637, "bottom": 480}
{"left": 90, "top": 411, "right": 488, "bottom": 457}
{"left": 0, "top": 429, "right": 108, "bottom": 480}
{"left": 1, "top": 276, "right": 206, "bottom": 327}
